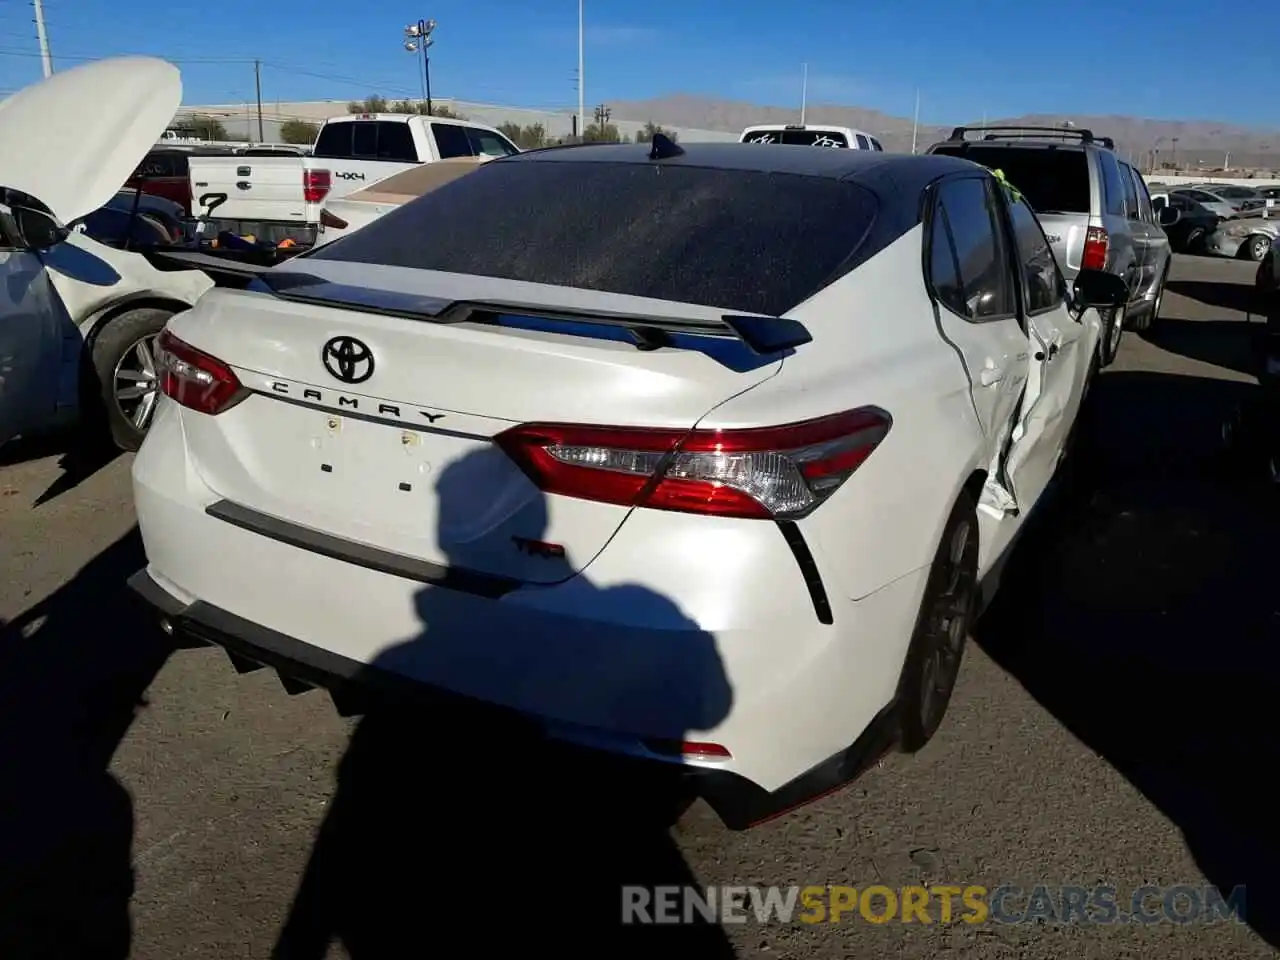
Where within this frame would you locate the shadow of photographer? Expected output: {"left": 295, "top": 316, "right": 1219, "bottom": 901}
{"left": 272, "top": 447, "right": 738, "bottom": 959}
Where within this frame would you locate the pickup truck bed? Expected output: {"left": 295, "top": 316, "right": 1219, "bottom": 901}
{"left": 187, "top": 113, "right": 520, "bottom": 225}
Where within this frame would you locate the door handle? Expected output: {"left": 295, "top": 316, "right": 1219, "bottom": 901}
{"left": 979, "top": 366, "right": 1005, "bottom": 387}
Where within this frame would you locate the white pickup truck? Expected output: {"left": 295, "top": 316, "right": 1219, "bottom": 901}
{"left": 186, "top": 113, "right": 521, "bottom": 242}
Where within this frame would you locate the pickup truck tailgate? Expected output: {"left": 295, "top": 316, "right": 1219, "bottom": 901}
{"left": 190, "top": 156, "right": 312, "bottom": 221}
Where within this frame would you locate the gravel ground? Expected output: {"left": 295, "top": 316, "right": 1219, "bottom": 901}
{"left": 1, "top": 254, "right": 1276, "bottom": 959}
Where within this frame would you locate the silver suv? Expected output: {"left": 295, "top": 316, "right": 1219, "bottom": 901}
{"left": 927, "top": 126, "right": 1179, "bottom": 365}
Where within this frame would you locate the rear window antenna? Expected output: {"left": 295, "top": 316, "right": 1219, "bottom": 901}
{"left": 649, "top": 132, "right": 684, "bottom": 160}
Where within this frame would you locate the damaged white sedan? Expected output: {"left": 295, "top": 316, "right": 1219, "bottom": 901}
{"left": 1, "top": 56, "right": 213, "bottom": 452}
{"left": 130, "top": 140, "right": 1126, "bottom": 828}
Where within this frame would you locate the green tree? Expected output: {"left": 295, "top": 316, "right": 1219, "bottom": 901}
{"left": 428, "top": 103, "right": 467, "bottom": 119}
{"left": 498, "top": 122, "right": 549, "bottom": 149}
{"left": 279, "top": 119, "right": 319, "bottom": 145}
{"left": 383, "top": 98, "right": 468, "bottom": 119}
{"left": 583, "top": 122, "right": 623, "bottom": 143}
{"left": 635, "top": 121, "right": 677, "bottom": 144}
{"left": 174, "top": 115, "right": 228, "bottom": 141}
{"left": 347, "top": 95, "right": 388, "bottom": 114}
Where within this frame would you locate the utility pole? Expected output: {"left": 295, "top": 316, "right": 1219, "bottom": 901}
{"left": 253, "top": 60, "right": 265, "bottom": 143}
{"left": 911, "top": 89, "right": 920, "bottom": 154}
{"left": 1171, "top": 136, "right": 1179, "bottom": 171}
{"left": 800, "top": 63, "right": 808, "bottom": 125}
{"left": 578, "top": 0, "right": 586, "bottom": 144}
{"left": 31, "top": 0, "right": 52, "bottom": 78}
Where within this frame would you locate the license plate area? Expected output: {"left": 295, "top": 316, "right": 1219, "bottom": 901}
{"left": 269, "top": 409, "right": 480, "bottom": 535}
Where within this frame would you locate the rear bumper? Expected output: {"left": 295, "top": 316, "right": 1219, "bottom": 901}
{"left": 127, "top": 566, "right": 901, "bottom": 830}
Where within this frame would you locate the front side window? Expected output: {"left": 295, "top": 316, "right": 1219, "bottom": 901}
{"left": 1003, "top": 191, "right": 1065, "bottom": 314}
{"left": 465, "top": 127, "right": 519, "bottom": 157}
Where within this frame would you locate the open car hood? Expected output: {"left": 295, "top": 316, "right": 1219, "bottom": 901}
{"left": 0, "top": 56, "right": 181, "bottom": 224}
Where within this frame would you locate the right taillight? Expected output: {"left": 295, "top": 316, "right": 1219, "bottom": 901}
{"left": 155, "top": 329, "right": 245, "bottom": 416}
{"left": 1082, "top": 226, "right": 1109, "bottom": 271}
{"left": 494, "top": 408, "right": 891, "bottom": 520}
{"left": 303, "top": 169, "right": 331, "bottom": 204}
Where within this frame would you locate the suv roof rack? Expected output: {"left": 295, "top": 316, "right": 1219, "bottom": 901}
{"left": 946, "top": 125, "right": 1115, "bottom": 151}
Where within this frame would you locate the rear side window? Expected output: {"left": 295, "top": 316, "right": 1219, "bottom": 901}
{"left": 928, "top": 144, "right": 1090, "bottom": 215}
{"left": 313, "top": 121, "right": 419, "bottom": 162}
{"left": 132, "top": 151, "right": 188, "bottom": 180}
{"left": 311, "top": 161, "right": 880, "bottom": 317}
{"left": 1118, "top": 162, "right": 1140, "bottom": 220}
{"left": 431, "top": 123, "right": 473, "bottom": 159}
{"left": 1097, "top": 152, "right": 1127, "bottom": 217}
{"left": 743, "top": 129, "right": 850, "bottom": 147}
{"left": 869, "top": 137, "right": 883, "bottom": 151}
{"left": 927, "top": 176, "right": 1017, "bottom": 321}
{"left": 855, "top": 134, "right": 870, "bottom": 149}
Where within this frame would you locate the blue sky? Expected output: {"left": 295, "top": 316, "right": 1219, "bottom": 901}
{"left": 1, "top": 0, "right": 1277, "bottom": 127}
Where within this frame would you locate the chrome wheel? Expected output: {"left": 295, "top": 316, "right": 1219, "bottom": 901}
{"left": 112, "top": 334, "right": 160, "bottom": 431}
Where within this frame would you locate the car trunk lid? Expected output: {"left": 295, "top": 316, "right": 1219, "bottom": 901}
{"left": 169, "top": 263, "right": 795, "bottom": 585}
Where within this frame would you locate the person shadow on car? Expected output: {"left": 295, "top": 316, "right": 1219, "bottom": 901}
{"left": 272, "top": 448, "right": 738, "bottom": 960}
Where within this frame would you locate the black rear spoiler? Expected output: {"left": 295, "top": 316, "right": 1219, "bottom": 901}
{"left": 256, "top": 272, "right": 813, "bottom": 355}
{"left": 143, "top": 248, "right": 295, "bottom": 287}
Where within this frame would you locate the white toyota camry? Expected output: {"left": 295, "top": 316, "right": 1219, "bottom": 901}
{"left": 129, "top": 138, "right": 1123, "bottom": 828}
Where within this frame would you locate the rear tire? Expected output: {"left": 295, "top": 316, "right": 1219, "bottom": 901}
{"left": 1098, "top": 305, "right": 1125, "bottom": 367}
{"left": 1131, "top": 267, "right": 1168, "bottom": 334}
{"left": 88, "top": 308, "right": 173, "bottom": 452}
{"left": 897, "top": 493, "right": 979, "bottom": 753}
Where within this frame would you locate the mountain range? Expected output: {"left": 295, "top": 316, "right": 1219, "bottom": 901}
{"left": 606, "top": 94, "right": 1280, "bottom": 172}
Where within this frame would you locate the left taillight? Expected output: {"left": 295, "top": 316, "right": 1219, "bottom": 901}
{"left": 303, "top": 169, "right": 331, "bottom": 204}
{"left": 495, "top": 408, "right": 892, "bottom": 520}
{"left": 155, "top": 329, "right": 245, "bottom": 416}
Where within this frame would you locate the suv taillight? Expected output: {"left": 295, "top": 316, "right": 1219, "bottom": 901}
{"left": 303, "top": 169, "right": 331, "bottom": 204}
{"left": 155, "top": 329, "right": 245, "bottom": 416}
{"left": 1082, "top": 226, "right": 1109, "bottom": 271}
{"left": 495, "top": 409, "right": 891, "bottom": 520}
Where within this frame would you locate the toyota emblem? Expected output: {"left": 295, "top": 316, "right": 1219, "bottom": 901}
{"left": 322, "top": 336, "right": 374, "bottom": 384}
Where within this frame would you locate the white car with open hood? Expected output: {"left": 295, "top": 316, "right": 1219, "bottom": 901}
{"left": 0, "top": 56, "right": 213, "bottom": 453}
{"left": 129, "top": 139, "right": 1122, "bottom": 829}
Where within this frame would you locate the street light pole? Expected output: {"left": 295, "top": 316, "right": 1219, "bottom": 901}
{"left": 578, "top": 0, "right": 585, "bottom": 143}
{"left": 404, "top": 19, "right": 437, "bottom": 115}
{"left": 31, "top": 0, "right": 52, "bottom": 78}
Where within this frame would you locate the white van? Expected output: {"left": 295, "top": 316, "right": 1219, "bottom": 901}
{"left": 739, "top": 124, "right": 885, "bottom": 150}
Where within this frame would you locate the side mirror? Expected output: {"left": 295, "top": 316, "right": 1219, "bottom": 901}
{"left": 1151, "top": 195, "right": 1167, "bottom": 211}
{"left": 1073, "top": 269, "right": 1128, "bottom": 309}
{"left": 12, "top": 205, "right": 69, "bottom": 250}
{"left": 1158, "top": 206, "right": 1181, "bottom": 227}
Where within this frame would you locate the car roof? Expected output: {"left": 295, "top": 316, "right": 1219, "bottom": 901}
{"left": 508, "top": 140, "right": 977, "bottom": 193}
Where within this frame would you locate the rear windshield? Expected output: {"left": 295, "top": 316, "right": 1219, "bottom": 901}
{"left": 929, "top": 144, "right": 1090, "bottom": 214}
{"left": 742, "top": 129, "right": 850, "bottom": 148}
{"left": 310, "top": 160, "right": 879, "bottom": 316}
{"left": 314, "top": 121, "right": 418, "bottom": 162}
